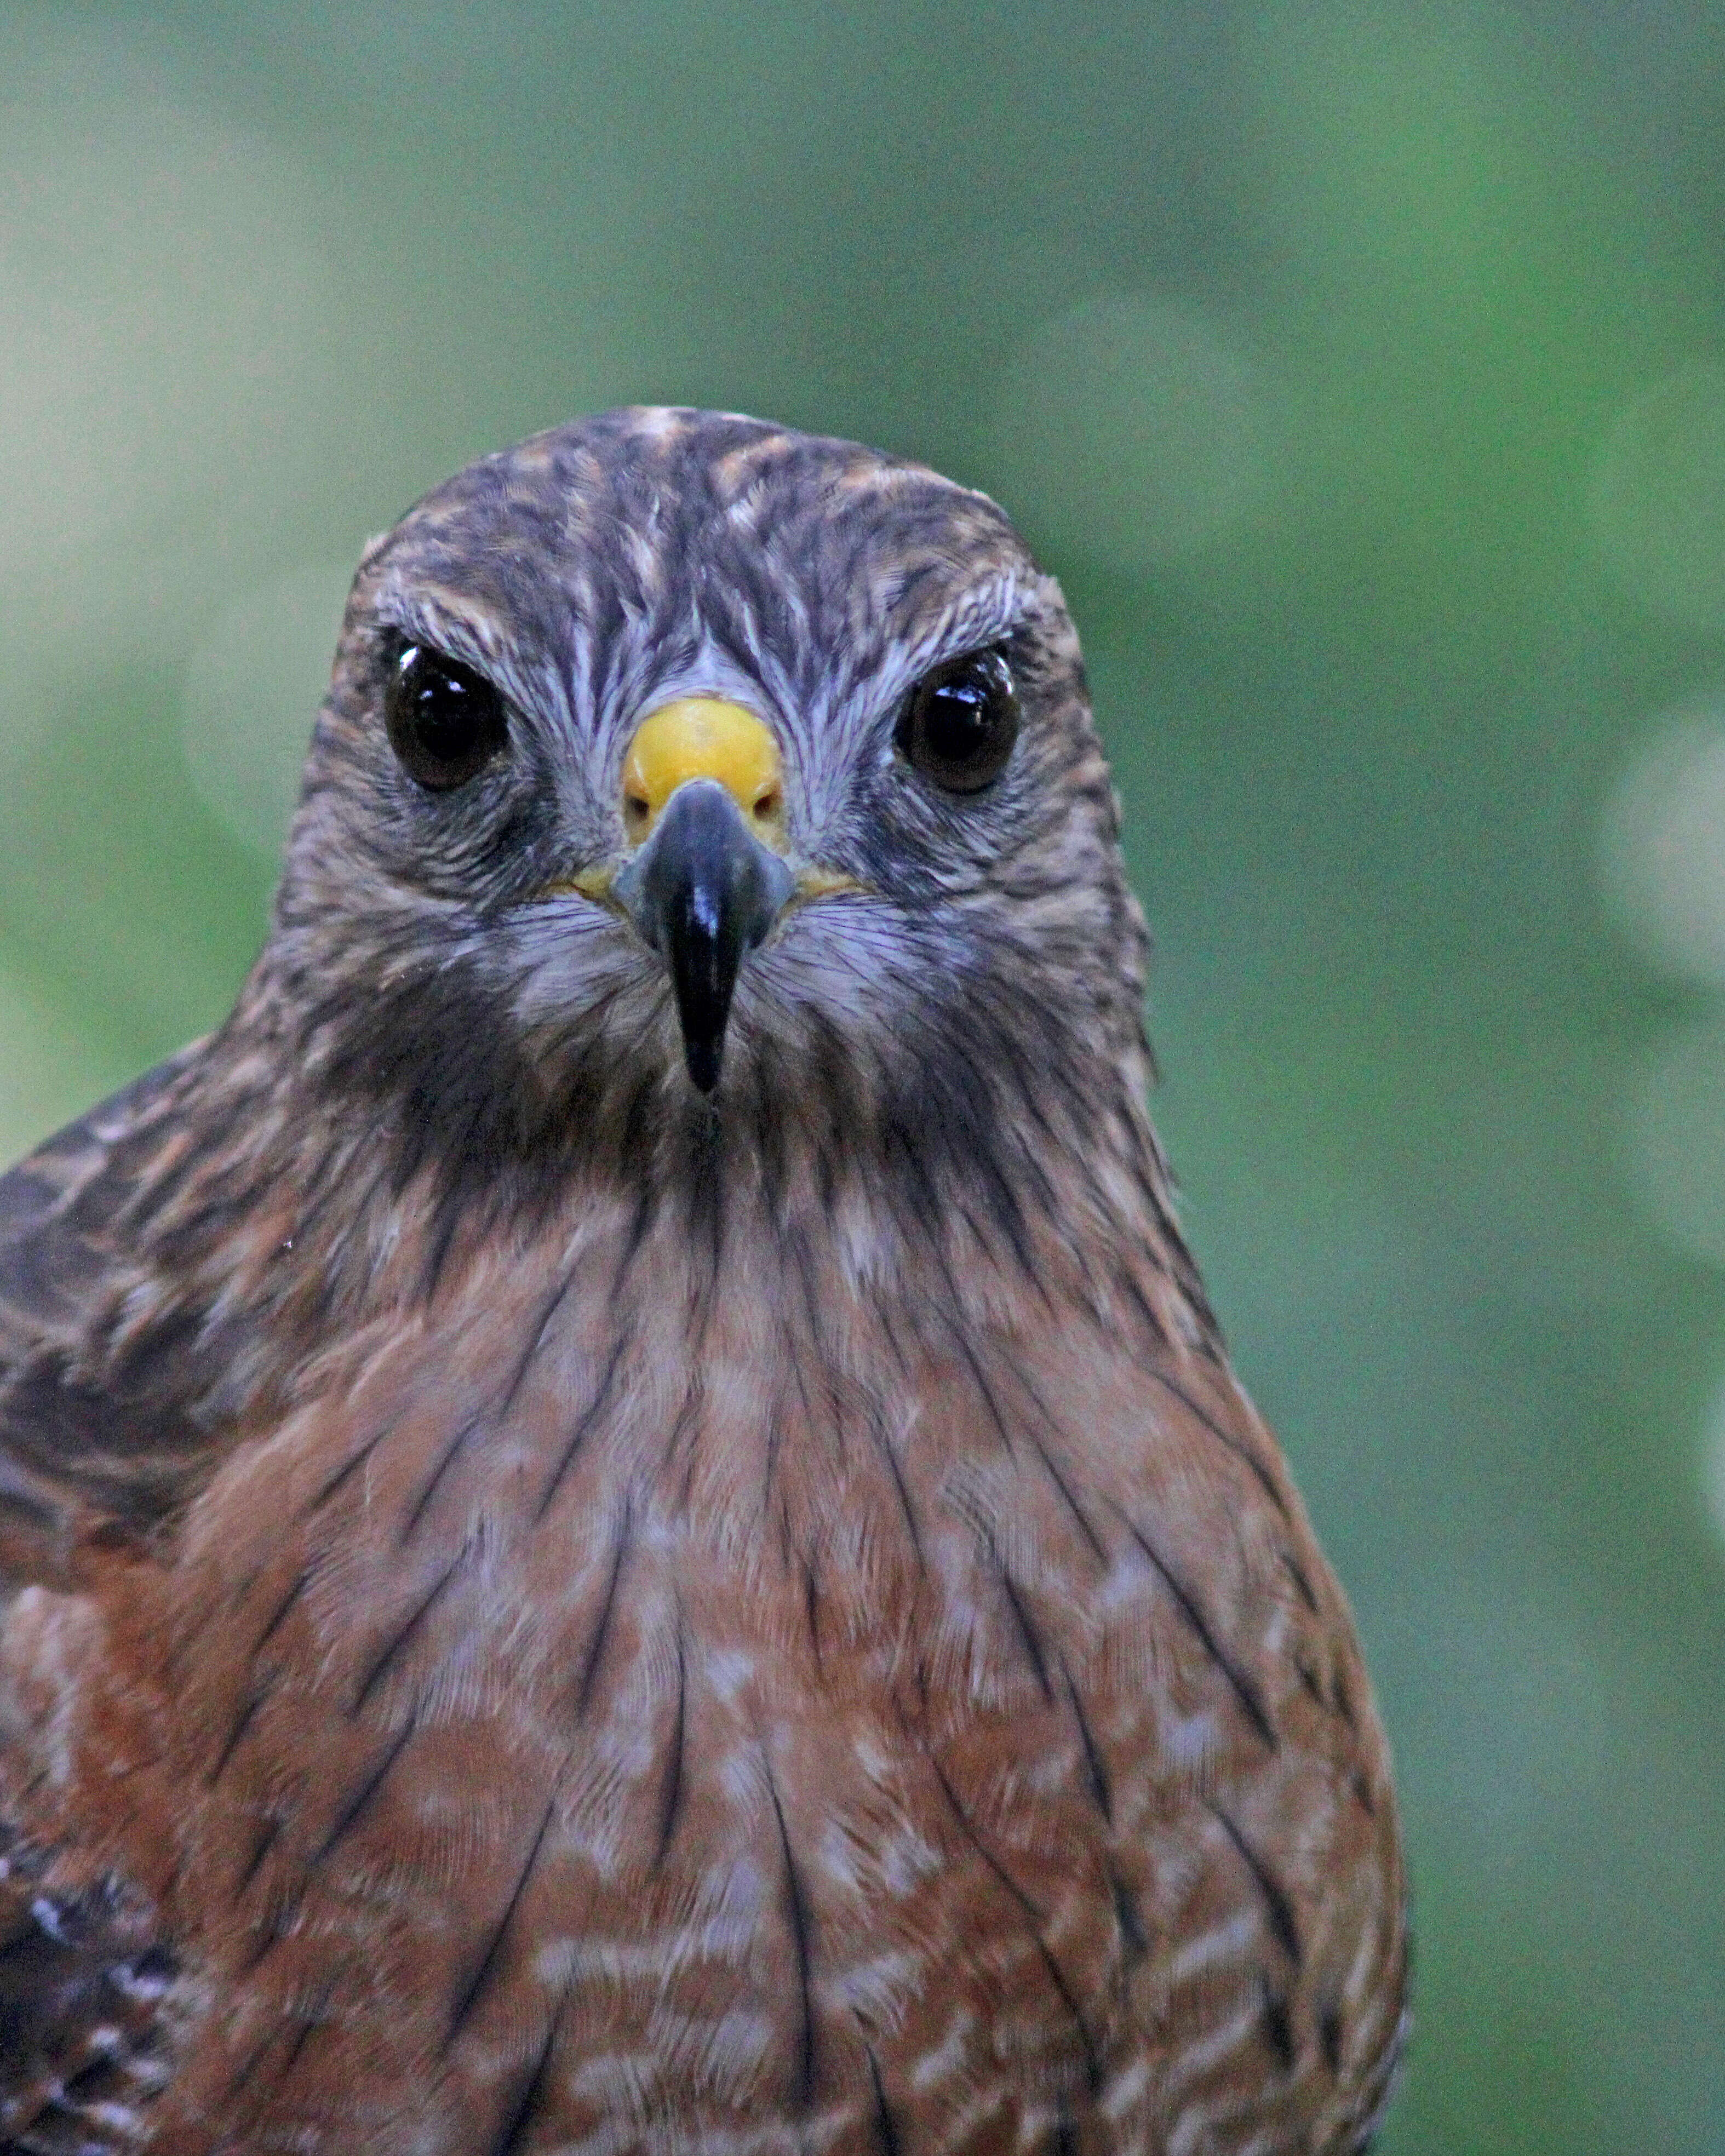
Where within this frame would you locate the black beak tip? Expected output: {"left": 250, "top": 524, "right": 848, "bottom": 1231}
{"left": 614, "top": 779, "right": 794, "bottom": 1096}
{"left": 684, "top": 1034, "right": 723, "bottom": 1094}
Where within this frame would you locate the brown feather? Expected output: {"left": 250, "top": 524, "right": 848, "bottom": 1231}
{"left": 0, "top": 408, "right": 1406, "bottom": 2154}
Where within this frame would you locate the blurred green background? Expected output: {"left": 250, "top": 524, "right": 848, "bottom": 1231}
{"left": 2, "top": 4, "right": 1722, "bottom": 2146}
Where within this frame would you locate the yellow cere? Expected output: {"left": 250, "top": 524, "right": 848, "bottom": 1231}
{"left": 621, "top": 697, "right": 785, "bottom": 847}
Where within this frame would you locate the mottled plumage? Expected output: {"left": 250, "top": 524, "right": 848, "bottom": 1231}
{"left": 0, "top": 409, "right": 1405, "bottom": 2155}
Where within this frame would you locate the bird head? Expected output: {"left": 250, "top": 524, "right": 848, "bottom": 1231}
{"left": 266, "top": 409, "right": 1155, "bottom": 1245}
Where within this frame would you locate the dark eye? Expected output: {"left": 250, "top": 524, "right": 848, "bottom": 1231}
{"left": 384, "top": 641, "right": 508, "bottom": 791}
{"left": 895, "top": 647, "right": 1019, "bottom": 794}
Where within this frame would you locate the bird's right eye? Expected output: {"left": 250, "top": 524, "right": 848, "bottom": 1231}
{"left": 385, "top": 642, "right": 508, "bottom": 791}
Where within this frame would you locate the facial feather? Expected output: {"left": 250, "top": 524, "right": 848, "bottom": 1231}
{"left": 232, "top": 408, "right": 1170, "bottom": 1326}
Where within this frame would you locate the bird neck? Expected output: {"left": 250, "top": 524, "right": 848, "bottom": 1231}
{"left": 54, "top": 989, "right": 1213, "bottom": 1549}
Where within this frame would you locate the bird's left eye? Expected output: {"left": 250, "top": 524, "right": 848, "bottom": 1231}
{"left": 385, "top": 642, "right": 509, "bottom": 791}
{"left": 896, "top": 648, "right": 1019, "bottom": 794}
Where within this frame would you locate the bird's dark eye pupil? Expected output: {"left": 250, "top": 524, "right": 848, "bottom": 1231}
{"left": 384, "top": 642, "right": 508, "bottom": 791}
{"left": 897, "top": 649, "right": 1019, "bottom": 794}
{"left": 924, "top": 679, "right": 991, "bottom": 762}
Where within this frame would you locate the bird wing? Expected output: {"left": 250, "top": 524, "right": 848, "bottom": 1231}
{"left": 0, "top": 1830, "right": 179, "bottom": 2152}
{"left": 0, "top": 1047, "right": 211, "bottom": 1587}
{"left": 0, "top": 1062, "right": 205, "bottom": 2148}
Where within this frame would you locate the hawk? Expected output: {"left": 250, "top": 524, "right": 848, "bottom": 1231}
{"left": 0, "top": 410, "right": 1406, "bottom": 2154}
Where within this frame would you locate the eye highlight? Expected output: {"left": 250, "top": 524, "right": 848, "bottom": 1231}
{"left": 385, "top": 641, "right": 509, "bottom": 792}
{"left": 895, "top": 647, "right": 1019, "bottom": 794}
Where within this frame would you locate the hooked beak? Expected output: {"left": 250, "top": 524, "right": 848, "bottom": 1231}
{"left": 612, "top": 777, "right": 794, "bottom": 1092}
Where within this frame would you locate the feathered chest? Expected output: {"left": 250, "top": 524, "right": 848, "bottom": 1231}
{"left": 0, "top": 1206, "right": 1401, "bottom": 2156}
